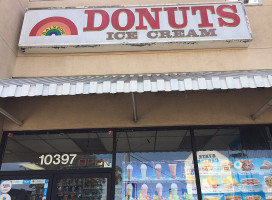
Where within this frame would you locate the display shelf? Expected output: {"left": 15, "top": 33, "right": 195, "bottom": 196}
{"left": 57, "top": 192, "right": 82, "bottom": 195}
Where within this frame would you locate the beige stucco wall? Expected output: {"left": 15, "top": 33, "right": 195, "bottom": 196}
{"left": 1, "top": 0, "right": 272, "bottom": 132}
{"left": 27, "top": 0, "right": 229, "bottom": 8}
{"left": 0, "top": 0, "right": 28, "bottom": 79}
{"left": 13, "top": 0, "right": 272, "bottom": 78}
{"left": 3, "top": 88, "right": 272, "bottom": 131}
{"left": 0, "top": 0, "right": 28, "bottom": 139}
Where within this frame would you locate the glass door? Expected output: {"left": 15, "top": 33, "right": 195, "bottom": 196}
{"left": 0, "top": 175, "right": 53, "bottom": 200}
{"left": 52, "top": 173, "right": 111, "bottom": 200}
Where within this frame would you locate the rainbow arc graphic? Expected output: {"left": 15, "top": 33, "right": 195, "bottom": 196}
{"left": 29, "top": 17, "right": 78, "bottom": 36}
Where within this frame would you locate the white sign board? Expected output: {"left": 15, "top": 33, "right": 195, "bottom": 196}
{"left": 19, "top": 3, "right": 252, "bottom": 53}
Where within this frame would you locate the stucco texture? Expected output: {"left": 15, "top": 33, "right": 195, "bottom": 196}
{"left": 0, "top": 0, "right": 28, "bottom": 79}
{"left": 3, "top": 88, "right": 272, "bottom": 131}
{"left": 13, "top": 0, "right": 272, "bottom": 78}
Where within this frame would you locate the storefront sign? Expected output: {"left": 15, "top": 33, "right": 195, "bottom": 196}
{"left": 19, "top": 3, "right": 252, "bottom": 53}
{"left": 39, "top": 154, "right": 77, "bottom": 166}
{"left": 77, "top": 156, "right": 112, "bottom": 168}
{"left": 37, "top": 154, "right": 112, "bottom": 169}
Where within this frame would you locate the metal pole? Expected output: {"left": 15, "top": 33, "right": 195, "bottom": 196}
{"left": 131, "top": 93, "right": 138, "bottom": 122}
{"left": 190, "top": 128, "right": 203, "bottom": 200}
{"left": 111, "top": 130, "right": 117, "bottom": 200}
{"left": 0, "top": 132, "right": 8, "bottom": 167}
{"left": 0, "top": 107, "right": 23, "bottom": 126}
{"left": 251, "top": 98, "right": 272, "bottom": 120}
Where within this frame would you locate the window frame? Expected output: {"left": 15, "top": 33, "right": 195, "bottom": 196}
{"left": 1, "top": 124, "right": 271, "bottom": 200}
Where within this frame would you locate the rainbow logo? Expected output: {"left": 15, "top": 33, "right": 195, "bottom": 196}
{"left": 29, "top": 17, "right": 78, "bottom": 36}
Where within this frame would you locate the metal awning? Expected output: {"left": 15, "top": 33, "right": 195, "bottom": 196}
{"left": 1, "top": 70, "right": 272, "bottom": 98}
{"left": 1, "top": 70, "right": 272, "bottom": 126}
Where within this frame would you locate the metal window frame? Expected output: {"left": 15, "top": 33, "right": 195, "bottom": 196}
{"left": 0, "top": 124, "right": 271, "bottom": 200}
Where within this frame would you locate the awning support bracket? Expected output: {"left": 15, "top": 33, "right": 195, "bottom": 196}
{"left": 131, "top": 93, "right": 138, "bottom": 122}
{"left": 251, "top": 98, "right": 272, "bottom": 120}
{"left": 0, "top": 107, "right": 23, "bottom": 126}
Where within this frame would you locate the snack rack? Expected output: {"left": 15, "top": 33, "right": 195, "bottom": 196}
{"left": 56, "top": 178, "right": 104, "bottom": 200}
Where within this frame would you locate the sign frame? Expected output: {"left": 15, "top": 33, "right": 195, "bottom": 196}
{"left": 19, "top": 2, "right": 253, "bottom": 53}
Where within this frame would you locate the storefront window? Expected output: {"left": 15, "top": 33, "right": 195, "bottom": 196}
{"left": 1, "top": 126, "right": 272, "bottom": 200}
{"left": 0, "top": 179, "right": 49, "bottom": 200}
{"left": 194, "top": 127, "right": 272, "bottom": 200}
{"left": 56, "top": 177, "right": 108, "bottom": 200}
{"left": 115, "top": 129, "right": 198, "bottom": 200}
{"left": 1, "top": 131, "right": 113, "bottom": 171}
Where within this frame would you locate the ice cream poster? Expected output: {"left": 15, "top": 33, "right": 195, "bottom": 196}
{"left": 122, "top": 161, "right": 198, "bottom": 200}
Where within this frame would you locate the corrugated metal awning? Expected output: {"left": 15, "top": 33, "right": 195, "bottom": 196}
{"left": 1, "top": 70, "right": 272, "bottom": 98}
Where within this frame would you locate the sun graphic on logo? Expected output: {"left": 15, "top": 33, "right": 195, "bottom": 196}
{"left": 29, "top": 17, "right": 78, "bottom": 36}
{"left": 41, "top": 26, "right": 66, "bottom": 36}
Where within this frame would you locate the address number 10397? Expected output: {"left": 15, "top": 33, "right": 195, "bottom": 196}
{"left": 39, "top": 154, "right": 77, "bottom": 165}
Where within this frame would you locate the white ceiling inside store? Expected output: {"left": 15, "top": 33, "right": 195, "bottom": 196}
{"left": 4, "top": 129, "right": 241, "bottom": 162}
